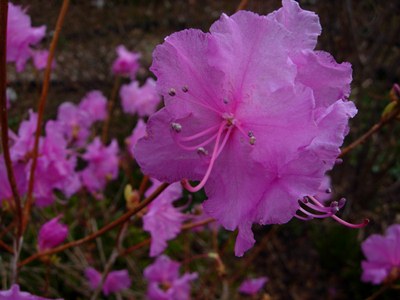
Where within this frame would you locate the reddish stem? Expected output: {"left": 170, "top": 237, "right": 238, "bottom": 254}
{"left": 340, "top": 104, "right": 400, "bottom": 158}
{"left": 0, "top": 0, "right": 23, "bottom": 239}
{"left": 23, "top": 0, "right": 70, "bottom": 233}
{"left": 101, "top": 76, "right": 121, "bottom": 143}
{"left": 237, "top": 0, "right": 250, "bottom": 11}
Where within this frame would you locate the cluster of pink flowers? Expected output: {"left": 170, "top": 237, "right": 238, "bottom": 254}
{"left": 7, "top": 3, "right": 52, "bottom": 72}
{"left": 0, "top": 89, "right": 116, "bottom": 206}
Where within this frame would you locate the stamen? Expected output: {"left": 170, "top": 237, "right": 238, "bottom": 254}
{"left": 168, "top": 88, "right": 176, "bottom": 96}
{"left": 299, "top": 207, "right": 333, "bottom": 219}
{"left": 197, "top": 147, "right": 208, "bottom": 155}
{"left": 216, "top": 126, "right": 233, "bottom": 157}
{"left": 305, "top": 195, "right": 369, "bottom": 228}
{"left": 182, "top": 86, "right": 189, "bottom": 93}
{"left": 249, "top": 136, "right": 256, "bottom": 145}
{"left": 171, "top": 122, "right": 182, "bottom": 132}
{"left": 335, "top": 158, "right": 343, "bottom": 165}
{"left": 223, "top": 97, "right": 229, "bottom": 104}
{"left": 179, "top": 124, "right": 220, "bottom": 142}
{"left": 182, "top": 122, "right": 227, "bottom": 193}
{"left": 175, "top": 132, "right": 218, "bottom": 151}
{"left": 294, "top": 214, "right": 313, "bottom": 221}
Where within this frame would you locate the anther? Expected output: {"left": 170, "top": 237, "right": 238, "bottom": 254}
{"left": 335, "top": 158, "right": 343, "bottom": 165}
{"left": 223, "top": 97, "right": 228, "bottom": 104}
{"left": 330, "top": 201, "right": 339, "bottom": 213}
{"left": 168, "top": 88, "right": 176, "bottom": 96}
{"left": 182, "top": 86, "right": 188, "bottom": 93}
{"left": 248, "top": 131, "right": 254, "bottom": 137}
{"left": 197, "top": 147, "right": 208, "bottom": 155}
{"left": 325, "top": 188, "right": 332, "bottom": 194}
{"left": 249, "top": 136, "right": 256, "bottom": 145}
{"left": 171, "top": 122, "right": 182, "bottom": 132}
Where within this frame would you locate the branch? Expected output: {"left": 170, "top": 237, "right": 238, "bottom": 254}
{"left": 18, "top": 182, "right": 169, "bottom": 267}
{"left": 339, "top": 104, "right": 400, "bottom": 158}
{"left": 0, "top": 0, "right": 23, "bottom": 238}
{"left": 23, "top": 0, "right": 70, "bottom": 233}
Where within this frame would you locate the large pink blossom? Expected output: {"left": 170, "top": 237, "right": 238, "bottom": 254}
{"left": 120, "top": 78, "right": 161, "bottom": 117}
{"left": 135, "top": 0, "right": 360, "bottom": 256}
{"left": 143, "top": 179, "right": 187, "bottom": 256}
{"left": 7, "top": 3, "right": 46, "bottom": 72}
{"left": 361, "top": 224, "right": 400, "bottom": 284}
{"left": 144, "top": 255, "right": 198, "bottom": 300}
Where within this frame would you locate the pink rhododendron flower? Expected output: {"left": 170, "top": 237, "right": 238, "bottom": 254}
{"left": 120, "top": 78, "right": 161, "bottom": 117}
{"left": 31, "top": 50, "right": 55, "bottom": 70}
{"left": 78, "top": 91, "right": 108, "bottom": 123}
{"left": 0, "top": 158, "right": 27, "bottom": 204}
{"left": 0, "top": 284, "right": 61, "bottom": 300}
{"left": 8, "top": 112, "right": 80, "bottom": 206}
{"left": 238, "top": 277, "right": 268, "bottom": 295}
{"left": 32, "top": 121, "right": 80, "bottom": 206}
{"left": 38, "top": 216, "right": 68, "bottom": 251}
{"left": 10, "top": 110, "right": 38, "bottom": 162}
{"left": 112, "top": 45, "right": 140, "bottom": 79}
{"left": 135, "top": 0, "right": 361, "bottom": 256}
{"left": 7, "top": 3, "right": 46, "bottom": 72}
{"left": 126, "top": 119, "right": 146, "bottom": 158}
{"left": 143, "top": 179, "right": 187, "bottom": 256}
{"left": 144, "top": 255, "right": 198, "bottom": 300}
{"left": 56, "top": 102, "right": 91, "bottom": 146}
{"left": 361, "top": 224, "right": 400, "bottom": 284}
{"left": 80, "top": 138, "right": 119, "bottom": 197}
{"left": 85, "top": 267, "right": 131, "bottom": 296}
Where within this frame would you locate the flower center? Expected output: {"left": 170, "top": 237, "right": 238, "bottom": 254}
{"left": 171, "top": 112, "right": 254, "bottom": 192}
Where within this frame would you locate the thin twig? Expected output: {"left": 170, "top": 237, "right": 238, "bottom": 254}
{"left": 102, "top": 76, "right": 121, "bottom": 143}
{"left": 0, "top": 239, "right": 13, "bottom": 254}
{"left": 237, "top": 0, "right": 250, "bottom": 11}
{"left": 366, "top": 284, "right": 391, "bottom": 300}
{"left": 18, "top": 182, "right": 169, "bottom": 267}
{"left": 0, "top": 0, "right": 23, "bottom": 239}
{"left": 340, "top": 104, "right": 400, "bottom": 158}
{"left": 121, "top": 217, "right": 215, "bottom": 256}
{"left": 23, "top": 0, "right": 70, "bottom": 233}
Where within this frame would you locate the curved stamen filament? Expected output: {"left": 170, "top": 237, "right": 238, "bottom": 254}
{"left": 175, "top": 93, "right": 222, "bottom": 115}
{"left": 176, "top": 133, "right": 219, "bottom": 151}
{"left": 305, "top": 195, "right": 369, "bottom": 228}
{"left": 294, "top": 214, "right": 313, "bottom": 221}
{"left": 179, "top": 124, "right": 220, "bottom": 142}
{"left": 298, "top": 207, "right": 333, "bottom": 219}
{"left": 216, "top": 126, "right": 233, "bottom": 157}
{"left": 182, "top": 122, "right": 227, "bottom": 193}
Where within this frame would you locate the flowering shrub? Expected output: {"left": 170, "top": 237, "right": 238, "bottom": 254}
{"left": 1, "top": 0, "right": 399, "bottom": 299}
